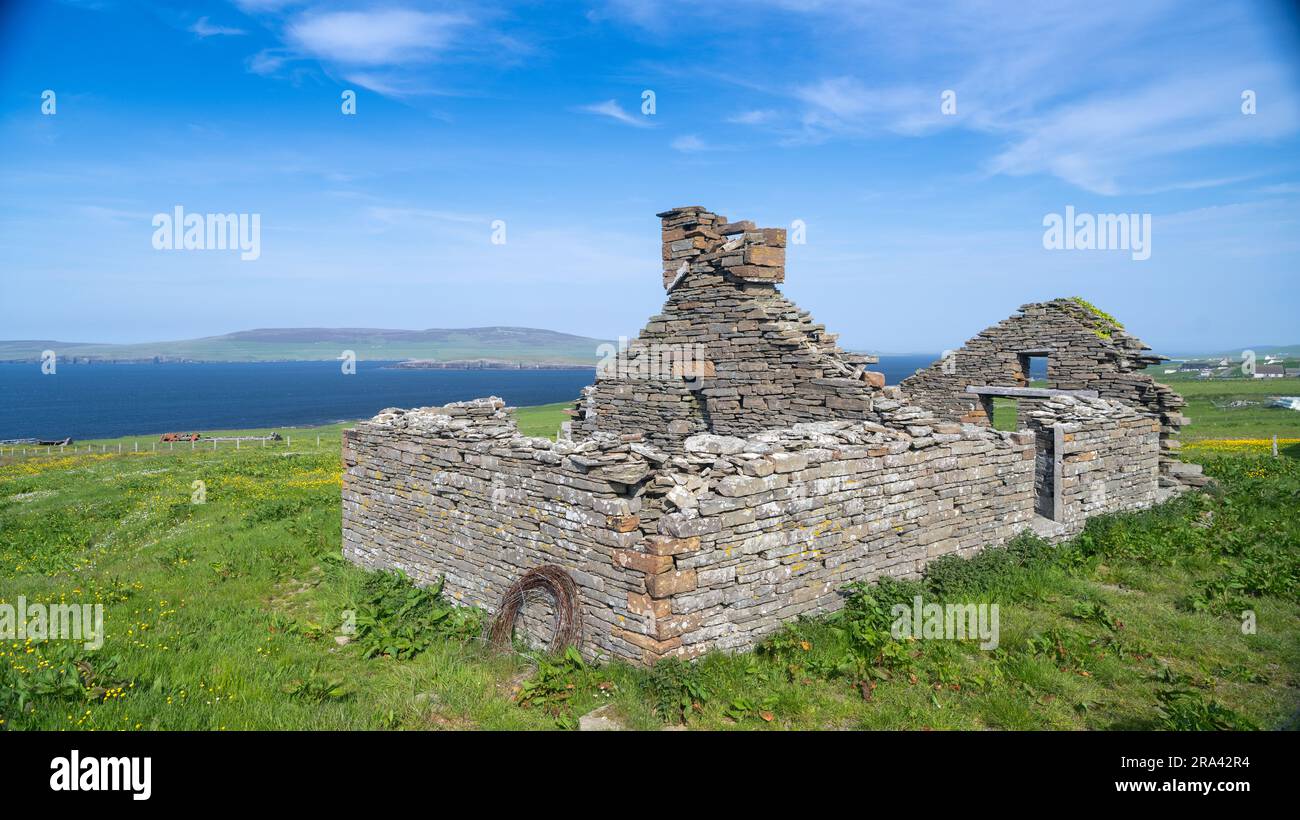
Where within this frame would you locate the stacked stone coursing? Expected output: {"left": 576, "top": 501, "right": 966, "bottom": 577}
{"left": 620, "top": 419, "right": 1036, "bottom": 660}
{"left": 572, "top": 206, "right": 884, "bottom": 452}
{"left": 1024, "top": 395, "right": 1161, "bottom": 527}
{"left": 342, "top": 398, "right": 659, "bottom": 660}
{"left": 340, "top": 207, "right": 1178, "bottom": 665}
{"left": 900, "top": 298, "right": 1199, "bottom": 488}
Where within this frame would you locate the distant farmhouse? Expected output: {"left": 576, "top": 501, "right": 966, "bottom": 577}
{"left": 1254, "top": 365, "right": 1285, "bottom": 379}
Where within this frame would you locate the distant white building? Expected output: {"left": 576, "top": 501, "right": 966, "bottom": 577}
{"left": 1254, "top": 365, "right": 1285, "bottom": 378}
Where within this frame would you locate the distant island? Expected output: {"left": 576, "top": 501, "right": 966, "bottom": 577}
{"left": 0, "top": 326, "right": 610, "bottom": 367}
{"left": 2, "top": 326, "right": 1295, "bottom": 371}
{"left": 387, "top": 359, "right": 594, "bottom": 370}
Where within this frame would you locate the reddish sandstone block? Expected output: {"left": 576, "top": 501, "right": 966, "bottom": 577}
{"left": 644, "top": 535, "right": 701, "bottom": 556}
{"left": 645, "top": 568, "right": 697, "bottom": 598}
{"left": 863, "top": 371, "right": 886, "bottom": 388}
{"left": 608, "top": 514, "right": 641, "bottom": 533}
{"left": 628, "top": 592, "right": 672, "bottom": 619}
{"left": 728, "top": 265, "right": 784, "bottom": 283}
{"left": 653, "top": 611, "right": 703, "bottom": 640}
{"left": 613, "top": 549, "right": 673, "bottom": 575}
{"left": 743, "top": 246, "right": 785, "bottom": 267}
{"left": 613, "top": 626, "right": 682, "bottom": 655}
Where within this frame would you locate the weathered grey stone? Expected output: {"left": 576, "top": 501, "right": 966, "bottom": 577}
{"left": 341, "top": 212, "right": 1179, "bottom": 669}
{"left": 579, "top": 704, "right": 625, "bottom": 731}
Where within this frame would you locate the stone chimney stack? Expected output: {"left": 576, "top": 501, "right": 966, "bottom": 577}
{"left": 657, "top": 206, "right": 785, "bottom": 289}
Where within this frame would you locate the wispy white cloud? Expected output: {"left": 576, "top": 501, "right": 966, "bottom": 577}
{"left": 231, "top": 0, "right": 301, "bottom": 11}
{"left": 1257, "top": 182, "right": 1300, "bottom": 195}
{"left": 285, "top": 9, "right": 471, "bottom": 66}
{"left": 792, "top": 77, "right": 942, "bottom": 139}
{"left": 670, "top": 134, "right": 707, "bottom": 152}
{"left": 189, "top": 16, "right": 246, "bottom": 38}
{"left": 246, "top": 49, "right": 287, "bottom": 76}
{"left": 576, "top": 99, "right": 654, "bottom": 128}
{"left": 77, "top": 204, "right": 152, "bottom": 225}
{"left": 985, "top": 67, "right": 1300, "bottom": 194}
{"left": 728, "top": 109, "right": 776, "bottom": 125}
{"left": 235, "top": 6, "right": 523, "bottom": 97}
{"left": 611, "top": 0, "right": 1300, "bottom": 194}
{"left": 363, "top": 206, "right": 487, "bottom": 238}
{"left": 343, "top": 72, "right": 433, "bottom": 99}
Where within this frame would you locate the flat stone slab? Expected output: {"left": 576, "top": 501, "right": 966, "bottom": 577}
{"left": 578, "top": 704, "right": 625, "bottom": 731}
{"left": 965, "top": 386, "right": 1099, "bottom": 399}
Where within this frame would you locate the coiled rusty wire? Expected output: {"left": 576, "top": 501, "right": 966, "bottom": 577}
{"left": 488, "top": 565, "right": 584, "bottom": 653}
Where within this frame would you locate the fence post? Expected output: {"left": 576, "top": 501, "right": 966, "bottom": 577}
{"left": 1273, "top": 434, "right": 1278, "bottom": 458}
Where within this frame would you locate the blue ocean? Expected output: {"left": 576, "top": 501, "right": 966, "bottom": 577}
{"left": 0, "top": 356, "right": 938, "bottom": 440}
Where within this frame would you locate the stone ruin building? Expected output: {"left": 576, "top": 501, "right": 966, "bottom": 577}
{"left": 341, "top": 205, "right": 1201, "bottom": 666}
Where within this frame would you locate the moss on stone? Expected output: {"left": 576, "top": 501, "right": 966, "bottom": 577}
{"left": 1066, "top": 296, "right": 1124, "bottom": 339}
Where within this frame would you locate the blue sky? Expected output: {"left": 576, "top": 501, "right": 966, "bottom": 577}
{"left": 1, "top": 0, "right": 1298, "bottom": 355}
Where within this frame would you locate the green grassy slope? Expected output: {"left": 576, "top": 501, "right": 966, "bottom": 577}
{"left": 1, "top": 414, "right": 1296, "bottom": 731}
{"left": 1162, "top": 378, "right": 1300, "bottom": 441}
{"left": 987, "top": 378, "right": 1300, "bottom": 441}
{"left": 513, "top": 402, "right": 572, "bottom": 439}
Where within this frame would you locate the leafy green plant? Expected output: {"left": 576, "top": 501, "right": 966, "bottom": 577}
{"left": 924, "top": 531, "right": 1055, "bottom": 598}
{"left": 645, "top": 657, "right": 710, "bottom": 724}
{"left": 516, "top": 646, "right": 590, "bottom": 728}
{"left": 723, "top": 694, "right": 777, "bottom": 723}
{"left": 351, "top": 571, "right": 482, "bottom": 660}
{"left": 1025, "top": 628, "right": 1092, "bottom": 672}
{"left": 1156, "top": 689, "right": 1257, "bottom": 731}
{"left": 283, "top": 667, "right": 352, "bottom": 702}
{"left": 1071, "top": 600, "right": 1122, "bottom": 631}
{"left": 0, "top": 644, "right": 131, "bottom": 730}
{"left": 838, "top": 577, "right": 920, "bottom": 668}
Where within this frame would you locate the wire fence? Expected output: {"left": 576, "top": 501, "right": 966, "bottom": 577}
{"left": 0, "top": 434, "right": 340, "bottom": 460}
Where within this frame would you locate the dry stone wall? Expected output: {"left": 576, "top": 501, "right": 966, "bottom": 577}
{"left": 342, "top": 397, "right": 662, "bottom": 662}
{"left": 340, "top": 206, "right": 1179, "bottom": 666}
{"left": 572, "top": 207, "right": 886, "bottom": 451}
{"left": 616, "top": 420, "right": 1037, "bottom": 660}
{"left": 1026, "top": 395, "right": 1161, "bottom": 526}
{"left": 900, "top": 298, "right": 1197, "bottom": 488}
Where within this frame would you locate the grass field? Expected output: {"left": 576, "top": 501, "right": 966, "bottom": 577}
{"left": 989, "top": 377, "right": 1300, "bottom": 442}
{"left": 1, "top": 401, "right": 1297, "bottom": 731}
{"left": 1164, "top": 378, "right": 1300, "bottom": 441}
{"left": 512, "top": 402, "right": 572, "bottom": 439}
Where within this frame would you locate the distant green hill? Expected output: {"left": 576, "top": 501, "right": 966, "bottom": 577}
{"left": 0, "top": 326, "right": 609, "bottom": 365}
